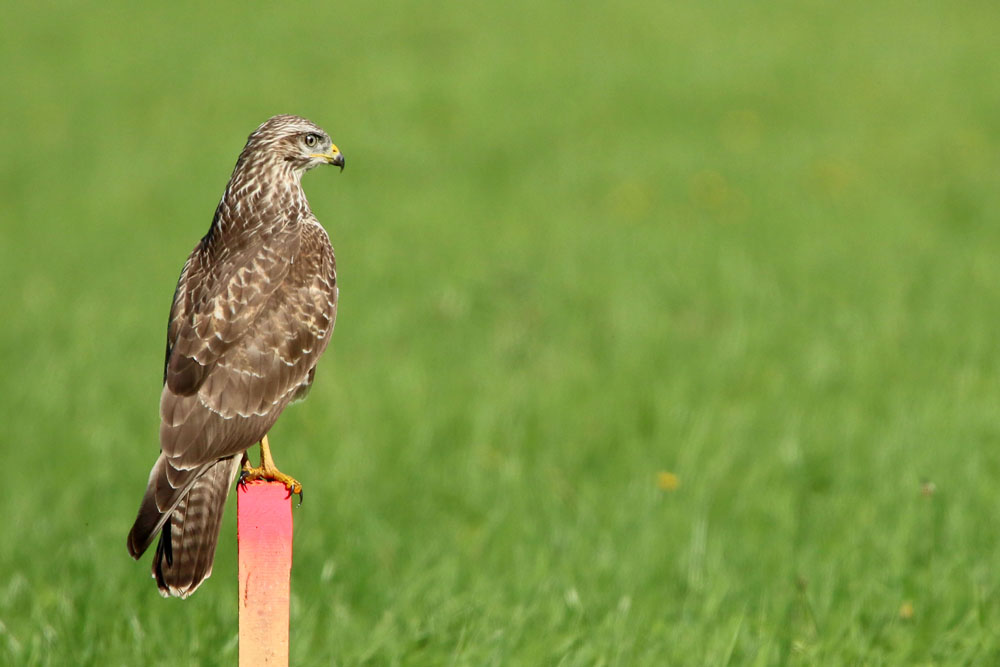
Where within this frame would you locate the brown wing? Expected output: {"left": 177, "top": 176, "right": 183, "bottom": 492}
{"left": 128, "top": 221, "right": 337, "bottom": 562}
{"left": 163, "top": 225, "right": 299, "bottom": 401}
{"left": 160, "top": 221, "right": 336, "bottom": 467}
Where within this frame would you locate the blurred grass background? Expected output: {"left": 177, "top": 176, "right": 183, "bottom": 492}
{"left": 2, "top": 0, "right": 1000, "bottom": 663}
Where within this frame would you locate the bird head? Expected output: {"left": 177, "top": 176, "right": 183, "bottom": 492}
{"left": 243, "top": 115, "right": 345, "bottom": 174}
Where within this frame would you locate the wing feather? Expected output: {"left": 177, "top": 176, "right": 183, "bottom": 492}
{"left": 159, "top": 221, "right": 336, "bottom": 467}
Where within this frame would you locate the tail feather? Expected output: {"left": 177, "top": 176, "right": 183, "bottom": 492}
{"left": 153, "top": 456, "right": 239, "bottom": 598}
{"left": 127, "top": 455, "right": 201, "bottom": 559}
{"left": 128, "top": 455, "right": 241, "bottom": 598}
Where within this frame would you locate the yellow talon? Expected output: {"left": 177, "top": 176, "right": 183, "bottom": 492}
{"left": 240, "top": 435, "right": 303, "bottom": 501}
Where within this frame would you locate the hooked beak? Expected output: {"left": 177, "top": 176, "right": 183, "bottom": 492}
{"left": 311, "top": 145, "right": 345, "bottom": 171}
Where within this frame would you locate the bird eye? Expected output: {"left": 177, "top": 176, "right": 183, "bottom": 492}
{"left": 304, "top": 134, "right": 319, "bottom": 148}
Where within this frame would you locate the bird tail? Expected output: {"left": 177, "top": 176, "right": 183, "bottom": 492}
{"left": 127, "top": 454, "right": 241, "bottom": 598}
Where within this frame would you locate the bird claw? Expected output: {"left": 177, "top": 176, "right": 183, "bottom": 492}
{"left": 239, "top": 436, "right": 302, "bottom": 506}
{"left": 239, "top": 464, "right": 302, "bottom": 507}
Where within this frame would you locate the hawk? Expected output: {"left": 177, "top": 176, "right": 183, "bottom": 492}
{"left": 127, "top": 115, "right": 345, "bottom": 598}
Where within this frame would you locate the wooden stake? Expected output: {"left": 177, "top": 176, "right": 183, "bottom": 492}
{"left": 238, "top": 481, "right": 293, "bottom": 666}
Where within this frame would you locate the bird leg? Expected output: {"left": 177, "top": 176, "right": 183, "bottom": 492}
{"left": 239, "top": 435, "right": 303, "bottom": 504}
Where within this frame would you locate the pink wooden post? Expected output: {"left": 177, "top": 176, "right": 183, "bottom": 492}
{"left": 238, "top": 481, "right": 294, "bottom": 666}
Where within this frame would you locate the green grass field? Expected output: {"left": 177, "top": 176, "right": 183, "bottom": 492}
{"left": 2, "top": 1, "right": 1000, "bottom": 663}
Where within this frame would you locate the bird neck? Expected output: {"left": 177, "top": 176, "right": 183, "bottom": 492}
{"left": 211, "top": 158, "right": 310, "bottom": 239}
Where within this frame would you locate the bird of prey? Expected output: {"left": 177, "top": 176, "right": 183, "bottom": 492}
{"left": 127, "top": 115, "right": 345, "bottom": 598}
